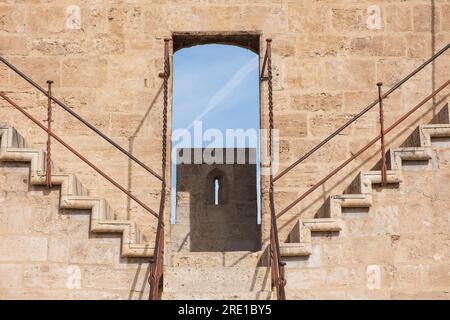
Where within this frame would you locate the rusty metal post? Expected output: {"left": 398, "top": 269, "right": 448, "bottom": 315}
{"left": 377, "top": 82, "right": 388, "bottom": 185}
{"left": 45, "top": 80, "right": 53, "bottom": 188}
{"left": 149, "top": 38, "right": 170, "bottom": 300}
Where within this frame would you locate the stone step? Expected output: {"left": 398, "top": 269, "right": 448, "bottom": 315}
{"left": 161, "top": 291, "right": 273, "bottom": 300}
{"left": 163, "top": 266, "right": 271, "bottom": 293}
{"left": 0, "top": 124, "right": 153, "bottom": 259}
{"left": 169, "top": 251, "right": 263, "bottom": 268}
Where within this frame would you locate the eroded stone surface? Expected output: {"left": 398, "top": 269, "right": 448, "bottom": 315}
{"left": 0, "top": 0, "right": 449, "bottom": 300}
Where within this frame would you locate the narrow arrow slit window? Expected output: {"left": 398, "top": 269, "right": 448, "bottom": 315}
{"left": 214, "top": 177, "right": 220, "bottom": 205}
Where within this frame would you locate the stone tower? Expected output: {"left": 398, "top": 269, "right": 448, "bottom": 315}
{"left": 172, "top": 148, "right": 261, "bottom": 252}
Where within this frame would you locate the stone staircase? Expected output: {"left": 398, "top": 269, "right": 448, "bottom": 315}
{"left": 0, "top": 124, "right": 154, "bottom": 258}
{"left": 161, "top": 251, "right": 272, "bottom": 300}
{"left": 1, "top": 103, "right": 449, "bottom": 300}
{"left": 280, "top": 104, "right": 450, "bottom": 258}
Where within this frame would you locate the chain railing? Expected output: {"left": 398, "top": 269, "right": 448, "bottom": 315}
{"left": 272, "top": 43, "right": 450, "bottom": 184}
{"left": 261, "top": 40, "right": 449, "bottom": 300}
{"left": 0, "top": 39, "right": 172, "bottom": 299}
{"left": 45, "top": 80, "right": 53, "bottom": 188}
{"left": 0, "top": 92, "right": 160, "bottom": 217}
{"left": 2, "top": 35, "right": 447, "bottom": 301}
{"left": 0, "top": 55, "right": 163, "bottom": 183}
{"left": 274, "top": 42, "right": 450, "bottom": 219}
{"left": 276, "top": 79, "right": 449, "bottom": 219}
{"left": 261, "top": 39, "right": 286, "bottom": 300}
{"left": 148, "top": 38, "right": 170, "bottom": 300}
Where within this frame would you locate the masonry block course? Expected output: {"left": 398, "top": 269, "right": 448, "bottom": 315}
{"left": 172, "top": 148, "right": 261, "bottom": 252}
{"left": 0, "top": 0, "right": 449, "bottom": 299}
{"left": 0, "top": 162, "right": 150, "bottom": 299}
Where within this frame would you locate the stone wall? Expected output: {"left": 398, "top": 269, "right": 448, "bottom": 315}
{"left": 0, "top": 0, "right": 449, "bottom": 299}
{"left": 0, "top": 162, "right": 149, "bottom": 299}
{"left": 1, "top": 1, "right": 449, "bottom": 243}
{"left": 172, "top": 148, "right": 261, "bottom": 252}
{"left": 283, "top": 144, "right": 450, "bottom": 299}
{"left": 1, "top": 144, "right": 448, "bottom": 299}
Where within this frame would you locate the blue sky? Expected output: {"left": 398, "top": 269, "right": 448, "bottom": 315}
{"left": 171, "top": 44, "right": 260, "bottom": 223}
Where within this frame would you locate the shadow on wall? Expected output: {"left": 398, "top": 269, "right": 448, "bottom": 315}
{"left": 174, "top": 148, "right": 261, "bottom": 252}
{"left": 126, "top": 84, "right": 163, "bottom": 220}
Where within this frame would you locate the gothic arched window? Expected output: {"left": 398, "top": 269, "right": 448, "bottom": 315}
{"left": 213, "top": 176, "right": 221, "bottom": 205}
{"left": 207, "top": 169, "right": 227, "bottom": 205}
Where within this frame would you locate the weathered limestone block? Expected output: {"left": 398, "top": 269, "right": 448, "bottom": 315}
{"left": 413, "top": 4, "right": 440, "bottom": 33}
{"left": 0, "top": 64, "right": 8, "bottom": 87}
{"left": 0, "top": 289, "right": 70, "bottom": 300}
{"left": 0, "top": 236, "right": 48, "bottom": 262}
{"left": 0, "top": 264, "right": 22, "bottom": 289}
{"left": 0, "top": 205, "right": 34, "bottom": 235}
{"left": 290, "top": 92, "right": 343, "bottom": 113}
{"left": 31, "top": 38, "right": 84, "bottom": 56}
{"left": 385, "top": 5, "right": 412, "bottom": 32}
{"left": 240, "top": 5, "right": 288, "bottom": 33}
{"left": 391, "top": 289, "right": 449, "bottom": 300}
{"left": 0, "top": 163, "right": 29, "bottom": 191}
{"left": 280, "top": 138, "right": 348, "bottom": 164}
{"left": 393, "top": 264, "right": 432, "bottom": 291}
{"left": 23, "top": 264, "right": 71, "bottom": 289}
{"left": 295, "top": 35, "right": 349, "bottom": 58}
{"left": 68, "top": 239, "right": 115, "bottom": 265}
{"left": 82, "top": 265, "right": 146, "bottom": 291}
{"left": 10, "top": 57, "right": 60, "bottom": 88}
{"left": 124, "top": 6, "right": 145, "bottom": 35}
{"left": 285, "top": 59, "right": 325, "bottom": 89}
{"left": 398, "top": 201, "right": 435, "bottom": 236}
{"left": 89, "top": 34, "right": 125, "bottom": 55}
{"left": 392, "top": 238, "right": 448, "bottom": 265}
{"left": 192, "top": 6, "right": 241, "bottom": 31}
{"left": 275, "top": 113, "right": 308, "bottom": 138}
{"left": 320, "top": 241, "right": 352, "bottom": 266}
{"left": 343, "top": 208, "right": 398, "bottom": 238}
{"left": 288, "top": 5, "right": 327, "bottom": 33}
{"left": 285, "top": 268, "right": 327, "bottom": 290}
{"left": 26, "top": 5, "right": 66, "bottom": 34}
{"left": 442, "top": 5, "right": 450, "bottom": 32}
{"left": 48, "top": 237, "right": 69, "bottom": 263}
{"left": 286, "top": 289, "right": 347, "bottom": 300}
{"left": 0, "top": 35, "right": 30, "bottom": 55}
{"left": 55, "top": 112, "right": 110, "bottom": 135}
{"left": 0, "top": 5, "right": 26, "bottom": 33}
{"left": 349, "top": 35, "right": 406, "bottom": 58}
{"left": 310, "top": 113, "right": 353, "bottom": 137}
{"left": 81, "top": 5, "right": 107, "bottom": 35}
{"left": 331, "top": 7, "right": 366, "bottom": 32}
{"left": 51, "top": 213, "right": 91, "bottom": 239}
{"left": 343, "top": 91, "right": 378, "bottom": 113}
{"left": 349, "top": 236, "right": 394, "bottom": 264}
{"left": 376, "top": 58, "right": 423, "bottom": 87}
{"left": 324, "top": 59, "right": 376, "bottom": 91}
{"left": 62, "top": 58, "right": 107, "bottom": 88}
{"left": 68, "top": 290, "right": 125, "bottom": 300}
{"left": 106, "top": 6, "right": 127, "bottom": 35}
{"left": 163, "top": 266, "right": 270, "bottom": 293}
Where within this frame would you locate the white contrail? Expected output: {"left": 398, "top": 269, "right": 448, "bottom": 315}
{"left": 185, "top": 56, "right": 259, "bottom": 130}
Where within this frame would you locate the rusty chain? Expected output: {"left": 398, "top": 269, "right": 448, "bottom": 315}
{"left": 266, "top": 39, "right": 286, "bottom": 300}
{"left": 149, "top": 38, "right": 170, "bottom": 300}
{"left": 45, "top": 80, "right": 53, "bottom": 188}
{"left": 377, "top": 82, "right": 388, "bottom": 184}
